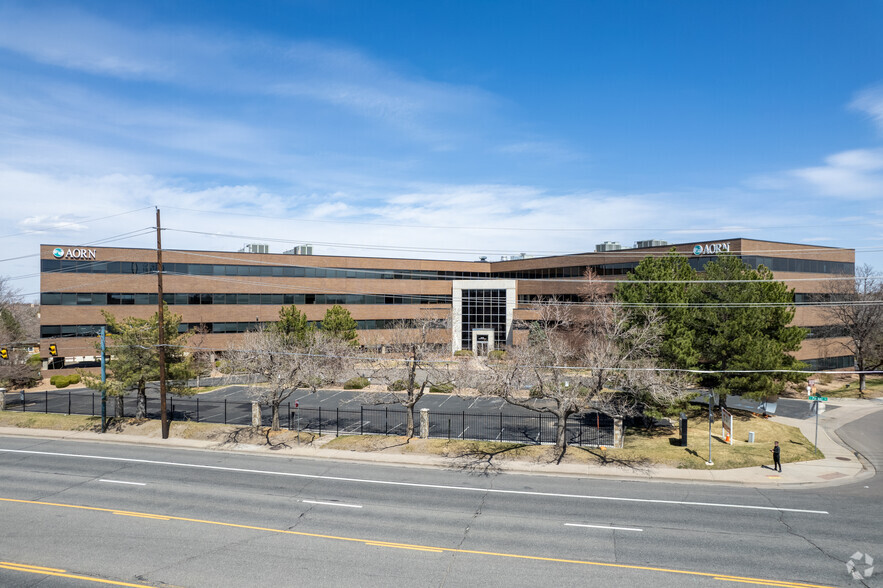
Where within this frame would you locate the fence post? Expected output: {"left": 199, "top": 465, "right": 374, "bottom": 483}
{"left": 196, "top": 398, "right": 199, "bottom": 423}
{"left": 360, "top": 406, "right": 364, "bottom": 435}
{"left": 499, "top": 412, "right": 503, "bottom": 440}
{"left": 287, "top": 403, "right": 291, "bottom": 430}
{"left": 461, "top": 411, "right": 465, "bottom": 440}
{"left": 45, "top": 390, "right": 48, "bottom": 413}
{"left": 385, "top": 406, "right": 388, "bottom": 436}
{"left": 613, "top": 417, "right": 624, "bottom": 448}
{"left": 91, "top": 393, "right": 94, "bottom": 415}
{"left": 318, "top": 406, "right": 323, "bottom": 436}
{"left": 537, "top": 414, "right": 541, "bottom": 444}
{"left": 224, "top": 399, "right": 227, "bottom": 424}
{"left": 68, "top": 389, "right": 71, "bottom": 415}
{"left": 420, "top": 408, "right": 429, "bottom": 439}
{"left": 448, "top": 418, "right": 451, "bottom": 441}
{"left": 336, "top": 407, "right": 339, "bottom": 437}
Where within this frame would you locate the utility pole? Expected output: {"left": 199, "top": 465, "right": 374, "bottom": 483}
{"left": 156, "top": 208, "right": 170, "bottom": 439}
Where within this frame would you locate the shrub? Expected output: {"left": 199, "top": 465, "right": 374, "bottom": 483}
{"left": 51, "top": 374, "right": 81, "bottom": 389}
{"left": 429, "top": 382, "right": 454, "bottom": 394}
{"left": 453, "top": 349, "right": 472, "bottom": 357}
{"left": 528, "top": 386, "right": 544, "bottom": 399}
{"left": 488, "top": 349, "right": 507, "bottom": 360}
{"left": 343, "top": 376, "right": 370, "bottom": 390}
{"left": 27, "top": 354, "right": 43, "bottom": 367}
{"left": 387, "top": 379, "right": 408, "bottom": 392}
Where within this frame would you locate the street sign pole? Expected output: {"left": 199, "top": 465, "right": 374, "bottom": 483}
{"left": 807, "top": 384, "right": 828, "bottom": 455}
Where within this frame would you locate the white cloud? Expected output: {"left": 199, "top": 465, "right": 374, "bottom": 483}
{"left": 851, "top": 85, "right": 883, "bottom": 132}
{"left": 748, "top": 148, "right": 883, "bottom": 199}
{"left": 0, "top": 6, "right": 174, "bottom": 78}
{"left": 789, "top": 148, "right": 883, "bottom": 199}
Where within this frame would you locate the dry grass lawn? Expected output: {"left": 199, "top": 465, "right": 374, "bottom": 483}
{"left": 324, "top": 409, "right": 821, "bottom": 470}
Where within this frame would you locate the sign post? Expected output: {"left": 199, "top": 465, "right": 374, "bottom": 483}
{"left": 808, "top": 385, "right": 827, "bottom": 455}
{"left": 721, "top": 407, "right": 733, "bottom": 445}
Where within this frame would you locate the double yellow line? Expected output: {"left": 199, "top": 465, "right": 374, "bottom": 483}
{"left": 0, "top": 561, "right": 153, "bottom": 587}
{"left": 0, "top": 496, "right": 834, "bottom": 588}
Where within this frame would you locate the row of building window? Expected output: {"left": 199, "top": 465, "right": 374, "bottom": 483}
{"left": 40, "top": 318, "right": 443, "bottom": 338}
{"left": 41, "top": 292, "right": 452, "bottom": 306}
{"left": 804, "top": 355, "right": 855, "bottom": 370}
{"left": 42, "top": 290, "right": 852, "bottom": 308}
{"left": 804, "top": 325, "right": 849, "bottom": 339}
{"left": 41, "top": 255, "right": 855, "bottom": 282}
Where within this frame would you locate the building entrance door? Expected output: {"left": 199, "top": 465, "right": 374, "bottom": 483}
{"left": 472, "top": 329, "right": 494, "bottom": 356}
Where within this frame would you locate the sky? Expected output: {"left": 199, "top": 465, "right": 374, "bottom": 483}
{"left": 1, "top": 0, "right": 882, "bottom": 301}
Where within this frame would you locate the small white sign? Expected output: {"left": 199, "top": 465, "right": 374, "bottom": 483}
{"left": 721, "top": 407, "right": 733, "bottom": 445}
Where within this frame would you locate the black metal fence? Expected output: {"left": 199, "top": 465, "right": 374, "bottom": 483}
{"left": 3, "top": 390, "right": 615, "bottom": 447}
{"left": 289, "top": 406, "right": 615, "bottom": 447}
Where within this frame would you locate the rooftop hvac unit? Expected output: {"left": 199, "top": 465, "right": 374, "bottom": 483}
{"left": 238, "top": 243, "right": 269, "bottom": 254}
{"left": 635, "top": 239, "right": 669, "bottom": 248}
{"left": 283, "top": 244, "right": 313, "bottom": 255}
{"left": 595, "top": 241, "right": 624, "bottom": 252}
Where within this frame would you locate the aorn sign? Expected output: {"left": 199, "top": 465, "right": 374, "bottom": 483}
{"left": 52, "top": 247, "right": 97, "bottom": 260}
{"left": 692, "top": 242, "right": 731, "bottom": 255}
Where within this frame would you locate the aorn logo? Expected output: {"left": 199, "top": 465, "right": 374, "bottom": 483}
{"left": 52, "top": 248, "right": 97, "bottom": 260}
{"left": 692, "top": 242, "right": 731, "bottom": 256}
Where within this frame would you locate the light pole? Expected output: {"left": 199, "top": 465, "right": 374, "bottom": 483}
{"left": 100, "top": 326, "right": 107, "bottom": 433}
{"left": 706, "top": 390, "right": 714, "bottom": 466}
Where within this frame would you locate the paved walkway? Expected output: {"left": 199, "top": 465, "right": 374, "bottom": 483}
{"left": 2, "top": 398, "right": 880, "bottom": 488}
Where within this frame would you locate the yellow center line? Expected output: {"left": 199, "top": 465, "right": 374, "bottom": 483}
{"left": 0, "top": 497, "right": 834, "bottom": 588}
{"left": 1, "top": 562, "right": 67, "bottom": 572}
{"left": 714, "top": 578, "right": 819, "bottom": 587}
{"left": 113, "top": 512, "right": 171, "bottom": 520}
{"left": 0, "top": 562, "right": 153, "bottom": 587}
{"left": 365, "top": 541, "right": 445, "bottom": 552}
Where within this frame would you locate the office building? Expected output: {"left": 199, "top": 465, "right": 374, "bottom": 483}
{"left": 39, "top": 239, "right": 855, "bottom": 371}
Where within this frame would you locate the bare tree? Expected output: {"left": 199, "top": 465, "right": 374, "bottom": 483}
{"left": 360, "top": 314, "right": 454, "bottom": 438}
{"left": 468, "top": 275, "right": 689, "bottom": 454}
{"left": 226, "top": 328, "right": 351, "bottom": 431}
{"left": 188, "top": 324, "right": 217, "bottom": 388}
{"left": 0, "top": 277, "right": 40, "bottom": 388}
{"left": 819, "top": 264, "right": 883, "bottom": 395}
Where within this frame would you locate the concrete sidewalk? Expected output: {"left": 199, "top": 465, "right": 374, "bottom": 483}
{"left": 1, "top": 398, "right": 880, "bottom": 488}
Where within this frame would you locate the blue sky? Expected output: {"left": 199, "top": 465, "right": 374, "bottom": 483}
{"left": 1, "top": 0, "right": 882, "bottom": 299}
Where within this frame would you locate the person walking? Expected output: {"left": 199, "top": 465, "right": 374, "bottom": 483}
{"left": 770, "top": 440, "right": 782, "bottom": 472}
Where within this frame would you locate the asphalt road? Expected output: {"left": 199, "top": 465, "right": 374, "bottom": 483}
{"left": 0, "top": 416, "right": 881, "bottom": 587}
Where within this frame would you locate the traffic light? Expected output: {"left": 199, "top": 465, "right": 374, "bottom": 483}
{"left": 48, "top": 344, "right": 58, "bottom": 356}
{"left": 0, "top": 348, "right": 7, "bottom": 360}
